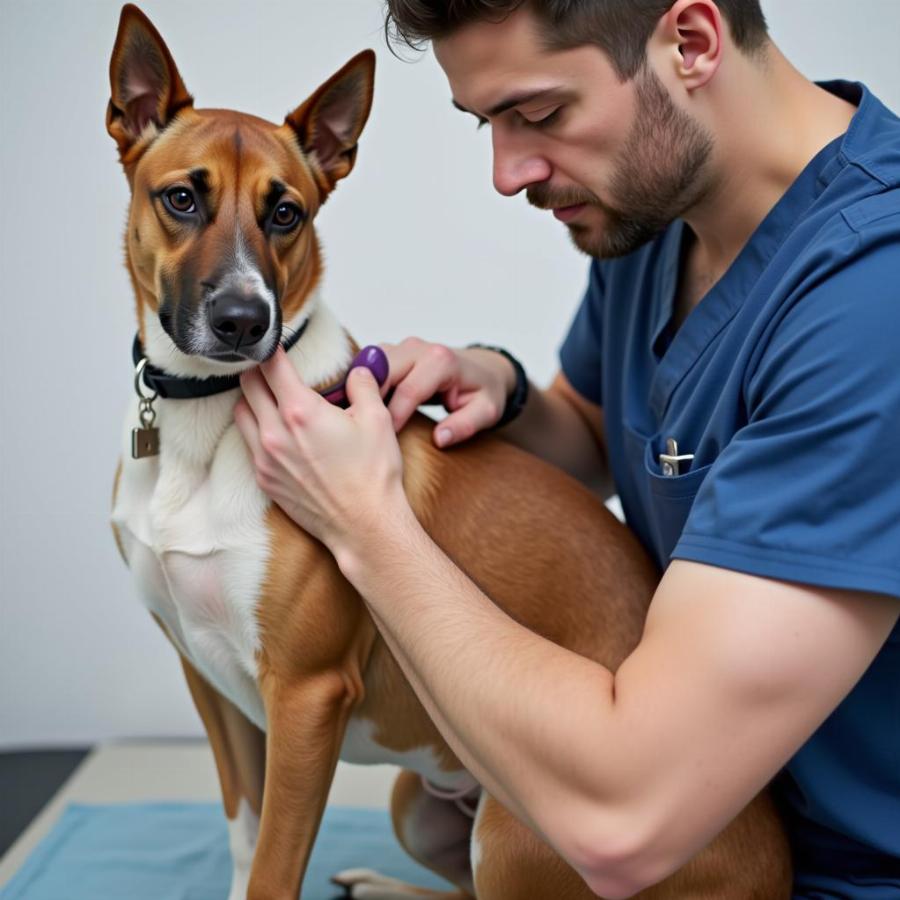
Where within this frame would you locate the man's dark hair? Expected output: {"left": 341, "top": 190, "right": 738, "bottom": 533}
{"left": 384, "top": 1, "right": 769, "bottom": 79}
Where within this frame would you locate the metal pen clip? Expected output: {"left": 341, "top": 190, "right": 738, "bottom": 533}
{"left": 659, "top": 438, "right": 694, "bottom": 477}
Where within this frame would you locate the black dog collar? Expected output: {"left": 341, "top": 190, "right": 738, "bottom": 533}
{"left": 132, "top": 320, "right": 310, "bottom": 400}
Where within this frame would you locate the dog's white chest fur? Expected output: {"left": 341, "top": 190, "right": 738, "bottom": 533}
{"left": 114, "top": 397, "right": 274, "bottom": 729}
{"left": 111, "top": 301, "right": 352, "bottom": 730}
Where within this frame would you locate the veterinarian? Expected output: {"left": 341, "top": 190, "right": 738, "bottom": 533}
{"left": 234, "top": 1, "right": 900, "bottom": 896}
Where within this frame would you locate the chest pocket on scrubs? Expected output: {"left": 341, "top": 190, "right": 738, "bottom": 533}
{"left": 623, "top": 422, "right": 714, "bottom": 566}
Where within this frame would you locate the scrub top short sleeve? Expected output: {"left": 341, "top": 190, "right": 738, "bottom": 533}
{"left": 675, "top": 224, "right": 900, "bottom": 600}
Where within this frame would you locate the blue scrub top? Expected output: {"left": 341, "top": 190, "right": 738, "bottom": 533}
{"left": 559, "top": 81, "right": 900, "bottom": 897}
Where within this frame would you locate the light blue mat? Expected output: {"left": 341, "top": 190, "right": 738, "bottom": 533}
{"left": 1, "top": 803, "right": 453, "bottom": 899}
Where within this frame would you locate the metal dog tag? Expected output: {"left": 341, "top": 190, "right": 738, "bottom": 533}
{"left": 132, "top": 426, "right": 160, "bottom": 459}
{"left": 132, "top": 359, "right": 161, "bottom": 459}
{"left": 132, "top": 393, "right": 160, "bottom": 459}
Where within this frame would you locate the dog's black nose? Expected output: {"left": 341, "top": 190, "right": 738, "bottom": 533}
{"left": 208, "top": 293, "right": 271, "bottom": 349}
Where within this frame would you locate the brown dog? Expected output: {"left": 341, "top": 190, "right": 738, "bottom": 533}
{"left": 107, "top": 5, "right": 791, "bottom": 898}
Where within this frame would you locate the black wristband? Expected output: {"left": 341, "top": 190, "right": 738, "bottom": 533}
{"left": 466, "top": 343, "right": 530, "bottom": 429}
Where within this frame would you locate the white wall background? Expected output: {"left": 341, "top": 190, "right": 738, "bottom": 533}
{"left": 1, "top": 0, "right": 898, "bottom": 750}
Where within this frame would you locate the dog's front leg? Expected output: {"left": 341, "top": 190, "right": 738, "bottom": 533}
{"left": 247, "top": 668, "right": 358, "bottom": 900}
{"left": 179, "top": 657, "right": 266, "bottom": 900}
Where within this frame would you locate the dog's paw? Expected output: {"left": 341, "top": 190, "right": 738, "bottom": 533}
{"left": 330, "top": 867, "right": 431, "bottom": 898}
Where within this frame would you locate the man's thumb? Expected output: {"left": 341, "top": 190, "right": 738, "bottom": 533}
{"left": 347, "top": 364, "right": 380, "bottom": 408}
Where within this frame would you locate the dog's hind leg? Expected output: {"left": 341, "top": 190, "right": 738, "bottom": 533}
{"left": 469, "top": 793, "right": 791, "bottom": 900}
{"left": 180, "top": 657, "right": 266, "bottom": 900}
{"left": 470, "top": 793, "right": 597, "bottom": 900}
{"left": 333, "top": 769, "right": 475, "bottom": 899}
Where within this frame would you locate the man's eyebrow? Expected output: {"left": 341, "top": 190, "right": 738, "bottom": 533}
{"left": 451, "top": 88, "right": 558, "bottom": 120}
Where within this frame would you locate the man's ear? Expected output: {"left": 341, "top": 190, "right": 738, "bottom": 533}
{"left": 106, "top": 4, "right": 193, "bottom": 159}
{"left": 284, "top": 50, "right": 376, "bottom": 199}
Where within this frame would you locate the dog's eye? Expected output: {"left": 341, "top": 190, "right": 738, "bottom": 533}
{"left": 164, "top": 187, "right": 196, "bottom": 215}
{"left": 271, "top": 202, "right": 303, "bottom": 231}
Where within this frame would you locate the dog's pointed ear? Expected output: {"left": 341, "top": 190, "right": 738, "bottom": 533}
{"left": 106, "top": 4, "right": 193, "bottom": 159}
{"left": 284, "top": 50, "right": 376, "bottom": 199}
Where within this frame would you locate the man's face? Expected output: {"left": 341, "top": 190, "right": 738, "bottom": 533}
{"left": 434, "top": 7, "right": 714, "bottom": 258}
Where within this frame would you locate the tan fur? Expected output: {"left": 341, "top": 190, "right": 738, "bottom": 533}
{"left": 121, "top": 108, "right": 328, "bottom": 351}
{"left": 241, "top": 417, "right": 791, "bottom": 898}
{"left": 472, "top": 789, "right": 790, "bottom": 900}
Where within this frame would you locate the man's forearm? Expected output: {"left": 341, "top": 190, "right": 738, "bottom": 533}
{"left": 335, "top": 501, "right": 633, "bottom": 856}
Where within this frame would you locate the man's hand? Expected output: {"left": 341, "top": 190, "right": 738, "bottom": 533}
{"left": 381, "top": 338, "right": 516, "bottom": 446}
{"left": 382, "top": 338, "right": 615, "bottom": 495}
{"left": 234, "top": 347, "right": 408, "bottom": 553}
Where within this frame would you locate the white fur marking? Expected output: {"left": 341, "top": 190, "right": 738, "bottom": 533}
{"left": 231, "top": 229, "right": 276, "bottom": 313}
{"left": 114, "top": 299, "right": 352, "bottom": 729}
{"left": 227, "top": 798, "right": 259, "bottom": 900}
{"left": 202, "top": 227, "right": 280, "bottom": 352}
{"left": 469, "top": 791, "right": 488, "bottom": 882}
{"left": 340, "top": 718, "right": 477, "bottom": 794}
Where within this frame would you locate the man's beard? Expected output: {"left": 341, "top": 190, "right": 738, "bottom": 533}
{"left": 528, "top": 66, "right": 714, "bottom": 259}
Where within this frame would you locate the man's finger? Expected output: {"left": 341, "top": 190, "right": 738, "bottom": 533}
{"left": 386, "top": 356, "right": 456, "bottom": 432}
{"left": 258, "top": 346, "right": 326, "bottom": 413}
{"left": 379, "top": 341, "right": 419, "bottom": 387}
{"left": 239, "top": 366, "right": 282, "bottom": 431}
{"left": 433, "top": 395, "right": 500, "bottom": 448}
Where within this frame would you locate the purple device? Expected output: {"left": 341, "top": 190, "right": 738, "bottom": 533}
{"left": 319, "top": 345, "right": 389, "bottom": 408}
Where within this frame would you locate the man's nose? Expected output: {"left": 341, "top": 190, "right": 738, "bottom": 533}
{"left": 491, "top": 128, "right": 552, "bottom": 197}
